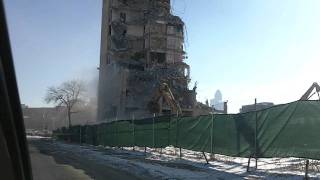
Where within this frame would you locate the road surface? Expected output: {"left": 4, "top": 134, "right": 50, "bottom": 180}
{"left": 29, "top": 138, "right": 144, "bottom": 180}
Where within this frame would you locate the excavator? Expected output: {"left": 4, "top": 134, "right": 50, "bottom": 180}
{"left": 148, "top": 83, "right": 182, "bottom": 116}
{"left": 300, "top": 82, "right": 320, "bottom": 100}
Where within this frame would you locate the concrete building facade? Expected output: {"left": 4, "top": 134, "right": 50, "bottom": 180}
{"left": 97, "top": 0, "right": 197, "bottom": 121}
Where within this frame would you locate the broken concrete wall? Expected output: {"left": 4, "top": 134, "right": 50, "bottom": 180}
{"left": 98, "top": 59, "right": 130, "bottom": 120}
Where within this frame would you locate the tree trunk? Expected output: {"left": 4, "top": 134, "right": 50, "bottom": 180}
{"left": 67, "top": 106, "right": 72, "bottom": 128}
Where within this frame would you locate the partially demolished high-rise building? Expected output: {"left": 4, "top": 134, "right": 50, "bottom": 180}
{"left": 98, "top": 0, "right": 197, "bottom": 121}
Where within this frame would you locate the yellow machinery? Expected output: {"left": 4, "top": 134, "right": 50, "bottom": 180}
{"left": 300, "top": 82, "right": 320, "bottom": 100}
{"left": 148, "top": 83, "right": 182, "bottom": 115}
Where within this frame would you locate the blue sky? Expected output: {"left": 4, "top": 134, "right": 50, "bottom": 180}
{"left": 4, "top": 0, "right": 320, "bottom": 112}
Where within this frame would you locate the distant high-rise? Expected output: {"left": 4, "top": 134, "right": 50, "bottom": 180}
{"left": 210, "top": 90, "right": 224, "bottom": 111}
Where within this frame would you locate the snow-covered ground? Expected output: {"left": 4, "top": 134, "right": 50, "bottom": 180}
{"left": 28, "top": 137, "right": 320, "bottom": 179}
{"left": 110, "top": 146, "right": 320, "bottom": 179}
{"left": 27, "top": 135, "right": 51, "bottom": 139}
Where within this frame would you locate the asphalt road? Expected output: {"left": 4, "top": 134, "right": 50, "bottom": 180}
{"left": 29, "top": 145, "right": 91, "bottom": 180}
{"left": 29, "top": 138, "right": 144, "bottom": 180}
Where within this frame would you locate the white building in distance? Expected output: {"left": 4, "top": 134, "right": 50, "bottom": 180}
{"left": 210, "top": 90, "right": 224, "bottom": 111}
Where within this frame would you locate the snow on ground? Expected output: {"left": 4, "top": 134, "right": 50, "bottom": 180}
{"left": 27, "top": 135, "right": 50, "bottom": 139}
{"left": 120, "top": 147, "right": 320, "bottom": 179}
{"left": 35, "top": 139, "right": 320, "bottom": 179}
{"left": 55, "top": 144, "right": 221, "bottom": 179}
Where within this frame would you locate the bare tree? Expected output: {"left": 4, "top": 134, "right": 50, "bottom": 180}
{"left": 45, "top": 80, "right": 86, "bottom": 128}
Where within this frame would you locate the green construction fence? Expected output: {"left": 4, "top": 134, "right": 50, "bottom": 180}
{"left": 53, "top": 100, "right": 320, "bottom": 160}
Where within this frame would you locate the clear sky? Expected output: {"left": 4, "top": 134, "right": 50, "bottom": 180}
{"left": 4, "top": 0, "right": 320, "bottom": 113}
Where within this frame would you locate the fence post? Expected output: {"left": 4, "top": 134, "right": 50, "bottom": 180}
{"left": 167, "top": 115, "right": 171, "bottom": 149}
{"left": 202, "top": 152, "right": 209, "bottom": 164}
{"left": 107, "top": 121, "right": 110, "bottom": 147}
{"left": 175, "top": 112, "right": 178, "bottom": 148}
{"left": 254, "top": 98, "right": 258, "bottom": 169}
{"left": 116, "top": 118, "right": 119, "bottom": 148}
{"left": 153, "top": 113, "right": 155, "bottom": 150}
{"left": 305, "top": 159, "right": 310, "bottom": 179}
{"left": 210, "top": 113, "right": 214, "bottom": 160}
{"left": 145, "top": 116, "right": 147, "bottom": 154}
{"left": 247, "top": 156, "right": 251, "bottom": 172}
{"left": 79, "top": 126, "right": 82, "bottom": 145}
{"left": 114, "top": 117, "right": 117, "bottom": 148}
{"left": 132, "top": 114, "right": 135, "bottom": 151}
{"left": 175, "top": 111, "right": 182, "bottom": 158}
{"left": 85, "top": 124, "right": 88, "bottom": 145}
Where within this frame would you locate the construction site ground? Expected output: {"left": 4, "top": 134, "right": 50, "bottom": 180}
{"left": 28, "top": 137, "right": 320, "bottom": 180}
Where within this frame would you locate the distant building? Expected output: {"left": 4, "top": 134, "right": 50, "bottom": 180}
{"left": 209, "top": 90, "right": 228, "bottom": 114}
{"left": 213, "top": 101, "right": 228, "bottom": 114}
{"left": 210, "top": 90, "right": 224, "bottom": 111}
{"left": 240, "top": 102, "right": 274, "bottom": 113}
{"left": 21, "top": 104, "right": 28, "bottom": 109}
{"left": 22, "top": 105, "right": 96, "bottom": 131}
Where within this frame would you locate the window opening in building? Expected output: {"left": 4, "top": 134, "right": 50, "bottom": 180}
{"left": 122, "top": 29, "right": 127, "bottom": 36}
{"left": 150, "top": 52, "right": 166, "bottom": 64}
{"left": 120, "top": 12, "right": 126, "bottom": 23}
